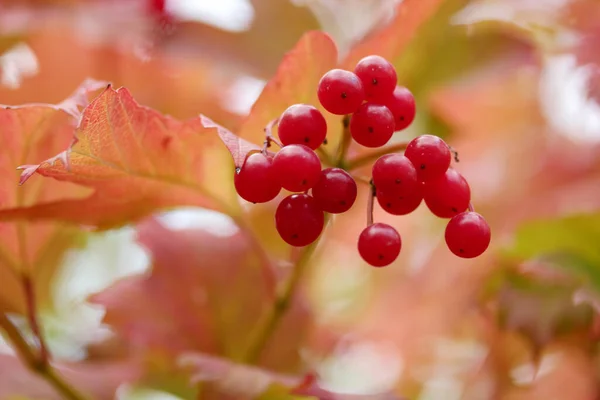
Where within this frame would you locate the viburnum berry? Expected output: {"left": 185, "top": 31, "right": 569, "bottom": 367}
{"left": 275, "top": 193, "right": 325, "bottom": 247}
{"left": 317, "top": 69, "right": 365, "bottom": 115}
{"left": 358, "top": 223, "right": 401, "bottom": 267}
{"left": 234, "top": 152, "right": 281, "bottom": 203}
{"left": 278, "top": 104, "right": 327, "bottom": 150}
{"left": 376, "top": 185, "right": 423, "bottom": 216}
{"left": 372, "top": 154, "right": 419, "bottom": 194}
{"left": 404, "top": 134, "right": 451, "bottom": 182}
{"left": 423, "top": 168, "right": 470, "bottom": 218}
{"left": 445, "top": 212, "right": 491, "bottom": 258}
{"left": 272, "top": 144, "right": 321, "bottom": 192}
{"left": 312, "top": 168, "right": 357, "bottom": 214}
{"left": 350, "top": 103, "right": 395, "bottom": 148}
{"left": 383, "top": 86, "right": 416, "bottom": 131}
{"left": 354, "top": 55, "right": 397, "bottom": 102}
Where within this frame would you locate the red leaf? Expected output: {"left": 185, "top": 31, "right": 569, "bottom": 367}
{"left": 200, "top": 114, "right": 260, "bottom": 169}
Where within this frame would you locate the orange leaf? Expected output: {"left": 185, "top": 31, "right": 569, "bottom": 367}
{"left": 236, "top": 31, "right": 340, "bottom": 148}
{"left": 3, "top": 85, "right": 242, "bottom": 229}
{"left": 200, "top": 115, "right": 260, "bottom": 169}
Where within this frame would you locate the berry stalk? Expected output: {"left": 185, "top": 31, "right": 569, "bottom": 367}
{"left": 334, "top": 115, "right": 352, "bottom": 167}
{"left": 367, "top": 182, "right": 375, "bottom": 226}
{"left": 346, "top": 141, "right": 409, "bottom": 171}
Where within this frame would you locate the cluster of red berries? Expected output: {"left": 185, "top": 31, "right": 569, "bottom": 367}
{"left": 233, "top": 54, "right": 491, "bottom": 267}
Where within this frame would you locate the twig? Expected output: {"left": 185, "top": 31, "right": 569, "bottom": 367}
{"left": 334, "top": 115, "right": 352, "bottom": 167}
{"left": 346, "top": 141, "right": 409, "bottom": 171}
{"left": 22, "top": 275, "right": 49, "bottom": 363}
{"left": 367, "top": 182, "right": 376, "bottom": 226}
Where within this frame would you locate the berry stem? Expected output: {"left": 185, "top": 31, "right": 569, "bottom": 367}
{"left": 241, "top": 215, "right": 331, "bottom": 364}
{"left": 22, "top": 274, "right": 50, "bottom": 364}
{"left": 262, "top": 117, "right": 283, "bottom": 153}
{"left": 468, "top": 202, "right": 475, "bottom": 212}
{"left": 346, "top": 141, "right": 409, "bottom": 171}
{"left": 335, "top": 115, "right": 352, "bottom": 167}
{"left": 316, "top": 146, "right": 335, "bottom": 167}
{"left": 367, "top": 182, "right": 375, "bottom": 226}
{"left": 0, "top": 310, "right": 88, "bottom": 400}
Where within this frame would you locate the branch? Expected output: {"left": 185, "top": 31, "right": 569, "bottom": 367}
{"left": 242, "top": 215, "right": 330, "bottom": 364}
{"left": 0, "top": 312, "right": 88, "bottom": 400}
{"left": 346, "top": 141, "right": 409, "bottom": 171}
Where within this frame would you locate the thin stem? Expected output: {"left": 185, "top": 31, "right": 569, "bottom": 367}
{"left": 0, "top": 312, "right": 88, "bottom": 400}
{"left": 262, "top": 117, "right": 282, "bottom": 153}
{"left": 22, "top": 275, "right": 49, "bottom": 363}
{"left": 468, "top": 202, "right": 475, "bottom": 212}
{"left": 316, "top": 146, "right": 335, "bottom": 167}
{"left": 367, "top": 182, "right": 375, "bottom": 226}
{"left": 334, "top": 115, "right": 351, "bottom": 167}
{"left": 242, "top": 215, "right": 331, "bottom": 364}
{"left": 346, "top": 141, "right": 409, "bottom": 171}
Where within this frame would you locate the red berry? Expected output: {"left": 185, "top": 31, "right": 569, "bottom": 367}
{"left": 234, "top": 152, "right": 281, "bottom": 203}
{"left": 445, "top": 212, "right": 491, "bottom": 258}
{"left": 383, "top": 86, "right": 416, "bottom": 130}
{"left": 404, "top": 134, "right": 451, "bottom": 182}
{"left": 358, "top": 223, "right": 401, "bottom": 267}
{"left": 354, "top": 55, "right": 397, "bottom": 101}
{"left": 275, "top": 194, "right": 325, "bottom": 247}
{"left": 423, "top": 168, "right": 470, "bottom": 218}
{"left": 278, "top": 104, "right": 327, "bottom": 150}
{"left": 317, "top": 69, "right": 365, "bottom": 115}
{"left": 312, "top": 168, "right": 357, "bottom": 214}
{"left": 376, "top": 185, "right": 423, "bottom": 216}
{"left": 272, "top": 144, "right": 321, "bottom": 192}
{"left": 372, "top": 154, "right": 419, "bottom": 194}
{"left": 350, "top": 103, "right": 395, "bottom": 148}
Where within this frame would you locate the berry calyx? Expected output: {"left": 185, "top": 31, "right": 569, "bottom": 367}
{"left": 312, "top": 168, "right": 357, "bottom": 214}
{"left": 404, "top": 134, "right": 451, "bottom": 182}
{"left": 317, "top": 69, "right": 365, "bottom": 115}
{"left": 423, "top": 168, "right": 470, "bottom": 218}
{"left": 372, "top": 154, "right": 419, "bottom": 194}
{"left": 358, "top": 223, "right": 401, "bottom": 267}
{"left": 354, "top": 55, "right": 397, "bottom": 102}
{"left": 445, "top": 212, "right": 491, "bottom": 258}
{"left": 234, "top": 152, "right": 281, "bottom": 203}
{"left": 272, "top": 144, "right": 321, "bottom": 192}
{"left": 376, "top": 185, "right": 423, "bottom": 216}
{"left": 275, "top": 193, "right": 325, "bottom": 247}
{"left": 383, "top": 86, "right": 416, "bottom": 131}
{"left": 350, "top": 103, "right": 395, "bottom": 148}
{"left": 278, "top": 104, "right": 327, "bottom": 150}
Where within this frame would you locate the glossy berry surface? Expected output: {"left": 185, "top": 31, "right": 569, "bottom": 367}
{"left": 445, "top": 212, "right": 491, "bottom": 258}
{"left": 278, "top": 104, "right": 327, "bottom": 150}
{"left": 275, "top": 194, "right": 325, "bottom": 247}
{"left": 405, "top": 134, "right": 451, "bottom": 182}
{"left": 383, "top": 86, "right": 416, "bottom": 131}
{"left": 354, "top": 55, "right": 397, "bottom": 101}
{"left": 372, "top": 154, "right": 419, "bottom": 194}
{"left": 317, "top": 69, "right": 365, "bottom": 115}
{"left": 423, "top": 168, "right": 470, "bottom": 218}
{"left": 272, "top": 144, "right": 321, "bottom": 192}
{"left": 311, "top": 168, "right": 357, "bottom": 214}
{"left": 234, "top": 152, "right": 281, "bottom": 203}
{"left": 358, "top": 223, "right": 401, "bottom": 267}
{"left": 350, "top": 103, "right": 395, "bottom": 148}
{"left": 376, "top": 185, "right": 423, "bottom": 216}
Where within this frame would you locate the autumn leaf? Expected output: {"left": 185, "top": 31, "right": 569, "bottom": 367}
{"left": 90, "top": 216, "right": 310, "bottom": 373}
{"left": 0, "top": 79, "right": 106, "bottom": 314}
{"left": 200, "top": 115, "right": 260, "bottom": 169}
{"left": 235, "top": 31, "right": 340, "bottom": 148}
{"left": 0, "top": 84, "right": 243, "bottom": 229}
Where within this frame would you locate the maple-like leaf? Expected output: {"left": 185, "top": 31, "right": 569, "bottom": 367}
{"left": 235, "top": 31, "right": 340, "bottom": 148}
{"left": 200, "top": 115, "right": 260, "bottom": 169}
{"left": 1, "top": 85, "right": 243, "bottom": 229}
{"left": 0, "top": 79, "right": 106, "bottom": 314}
{"left": 90, "top": 216, "right": 310, "bottom": 373}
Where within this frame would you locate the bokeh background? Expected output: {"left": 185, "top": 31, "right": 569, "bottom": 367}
{"left": 1, "top": 0, "right": 600, "bottom": 399}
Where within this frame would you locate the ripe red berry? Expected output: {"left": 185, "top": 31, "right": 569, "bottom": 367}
{"left": 354, "top": 55, "right": 397, "bottom": 101}
{"left": 311, "top": 168, "right": 357, "bottom": 214}
{"left": 278, "top": 104, "right": 327, "bottom": 150}
{"left": 445, "top": 212, "right": 491, "bottom": 258}
{"left": 358, "top": 223, "right": 401, "bottom": 267}
{"left": 383, "top": 86, "right": 416, "bottom": 130}
{"left": 275, "top": 194, "right": 325, "bottom": 247}
{"left": 234, "top": 152, "right": 281, "bottom": 203}
{"left": 372, "top": 154, "right": 419, "bottom": 194}
{"left": 376, "top": 185, "right": 423, "bottom": 216}
{"left": 350, "top": 103, "right": 395, "bottom": 148}
{"left": 272, "top": 144, "right": 321, "bottom": 192}
{"left": 423, "top": 168, "right": 470, "bottom": 218}
{"left": 404, "top": 134, "right": 451, "bottom": 182}
{"left": 317, "top": 69, "right": 365, "bottom": 115}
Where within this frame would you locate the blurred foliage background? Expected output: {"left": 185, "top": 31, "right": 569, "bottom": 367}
{"left": 1, "top": 0, "right": 600, "bottom": 399}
